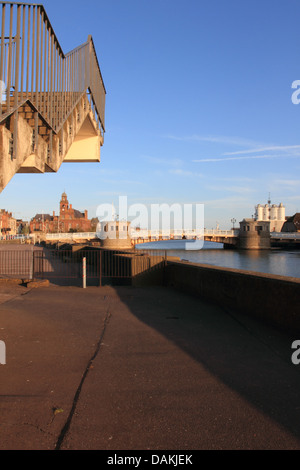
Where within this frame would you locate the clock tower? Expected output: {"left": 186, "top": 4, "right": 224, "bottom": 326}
{"left": 60, "top": 192, "right": 69, "bottom": 215}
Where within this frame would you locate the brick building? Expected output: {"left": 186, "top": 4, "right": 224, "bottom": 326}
{"left": 30, "top": 193, "right": 92, "bottom": 233}
{"left": 0, "top": 209, "right": 17, "bottom": 236}
{"left": 281, "top": 213, "right": 300, "bottom": 232}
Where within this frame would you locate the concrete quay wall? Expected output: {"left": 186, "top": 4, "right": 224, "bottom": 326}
{"left": 164, "top": 260, "right": 300, "bottom": 334}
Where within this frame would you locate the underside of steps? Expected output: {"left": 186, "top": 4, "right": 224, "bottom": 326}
{"left": 0, "top": 93, "right": 103, "bottom": 193}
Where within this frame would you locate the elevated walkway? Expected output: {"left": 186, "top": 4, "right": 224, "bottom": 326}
{"left": 0, "top": 2, "right": 106, "bottom": 192}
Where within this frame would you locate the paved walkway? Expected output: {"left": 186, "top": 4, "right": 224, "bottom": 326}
{"left": 0, "top": 284, "right": 300, "bottom": 450}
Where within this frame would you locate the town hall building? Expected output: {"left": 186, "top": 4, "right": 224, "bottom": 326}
{"left": 30, "top": 193, "right": 92, "bottom": 233}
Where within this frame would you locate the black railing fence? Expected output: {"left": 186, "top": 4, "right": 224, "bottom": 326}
{"left": 0, "top": 247, "right": 167, "bottom": 286}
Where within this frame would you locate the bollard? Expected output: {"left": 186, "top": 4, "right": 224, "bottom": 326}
{"left": 31, "top": 250, "right": 35, "bottom": 280}
{"left": 0, "top": 341, "right": 6, "bottom": 365}
{"left": 83, "top": 257, "right": 86, "bottom": 289}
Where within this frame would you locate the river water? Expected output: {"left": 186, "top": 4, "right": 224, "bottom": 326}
{"left": 136, "top": 240, "right": 300, "bottom": 279}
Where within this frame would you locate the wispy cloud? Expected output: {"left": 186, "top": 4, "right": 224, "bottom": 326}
{"left": 206, "top": 185, "right": 254, "bottom": 194}
{"left": 169, "top": 169, "right": 203, "bottom": 177}
{"left": 165, "top": 134, "right": 264, "bottom": 148}
{"left": 224, "top": 145, "right": 300, "bottom": 156}
{"left": 193, "top": 153, "right": 300, "bottom": 163}
{"left": 141, "top": 155, "right": 183, "bottom": 167}
{"left": 213, "top": 176, "right": 256, "bottom": 183}
{"left": 273, "top": 179, "right": 300, "bottom": 188}
{"left": 166, "top": 133, "right": 300, "bottom": 163}
{"left": 202, "top": 195, "right": 254, "bottom": 210}
{"left": 282, "top": 195, "right": 300, "bottom": 202}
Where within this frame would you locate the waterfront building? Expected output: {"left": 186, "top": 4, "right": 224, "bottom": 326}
{"left": 30, "top": 193, "right": 92, "bottom": 233}
{"left": 0, "top": 209, "right": 17, "bottom": 236}
{"left": 254, "top": 201, "right": 285, "bottom": 232}
{"left": 281, "top": 213, "right": 300, "bottom": 233}
{"left": 30, "top": 213, "right": 54, "bottom": 234}
{"left": 96, "top": 220, "right": 132, "bottom": 249}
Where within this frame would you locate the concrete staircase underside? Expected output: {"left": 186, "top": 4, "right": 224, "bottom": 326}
{"left": 0, "top": 91, "right": 104, "bottom": 193}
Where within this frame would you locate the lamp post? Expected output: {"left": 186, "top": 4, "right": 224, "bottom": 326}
{"left": 231, "top": 218, "right": 236, "bottom": 230}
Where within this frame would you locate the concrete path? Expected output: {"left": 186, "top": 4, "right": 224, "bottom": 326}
{"left": 0, "top": 284, "right": 300, "bottom": 450}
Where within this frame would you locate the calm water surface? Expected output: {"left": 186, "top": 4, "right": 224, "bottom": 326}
{"left": 136, "top": 240, "right": 300, "bottom": 279}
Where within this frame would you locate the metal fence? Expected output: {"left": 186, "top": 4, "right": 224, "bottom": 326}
{"left": 0, "top": 248, "right": 167, "bottom": 286}
{"left": 0, "top": 2, "right": 106, "bottom": 138}
{"left": 0, "top": 248, "right": 35, "bottom": 278}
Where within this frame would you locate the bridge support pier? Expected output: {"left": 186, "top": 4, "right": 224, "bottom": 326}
{"left": 238, "top": 219, "right": 271, "bottom": 250}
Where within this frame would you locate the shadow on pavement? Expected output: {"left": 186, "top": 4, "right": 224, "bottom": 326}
{"left": 113, "top": 285, "right": 300, "bottom": 446}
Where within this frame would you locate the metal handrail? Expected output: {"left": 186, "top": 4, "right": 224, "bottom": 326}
{"left": 0, "top": 2, "right": 106, "bottom": 135}
{"left": 0, "top": 2, "right": 65, "bottom": 56}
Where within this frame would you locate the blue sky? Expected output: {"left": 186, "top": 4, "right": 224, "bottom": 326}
{"left": 1, "top": 0, "right": 300, "bottom": 229}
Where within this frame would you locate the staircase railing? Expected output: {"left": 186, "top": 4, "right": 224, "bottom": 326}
{"left": 0, "top": 2, "right": 106, "bottom": 136}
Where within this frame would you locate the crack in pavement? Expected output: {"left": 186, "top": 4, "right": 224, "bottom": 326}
{"left": 0, "top": 287, "right": 34, "bottom": 306}
{"left": 54, "top": 309, "right": 111, "bottom": 450}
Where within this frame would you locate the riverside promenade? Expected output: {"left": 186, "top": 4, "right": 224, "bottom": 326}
{"left": 0, "top": 282, "right": 300, "bottom": 450}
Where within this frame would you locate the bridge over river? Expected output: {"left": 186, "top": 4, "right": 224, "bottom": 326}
{"left": 42, "top": 228, "right": 239, "bottom": 246}
{"left": 40, "top": 229, "right": 300, "bottom": 249}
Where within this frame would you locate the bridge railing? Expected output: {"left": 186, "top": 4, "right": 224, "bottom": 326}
{"left": 0, "top": 234, "right": 29, "bottom": 241}
{"left": 41, "top": 230, "right": 300, "bottom": 243}
{"left": 271, "top": 232, "right": 300, "bottom": 239}
{"left": 45, "top": 232, "right": 96, "bottom": 241}
{"left": 0, "top": 2, "right": 105, "bottom": 134}
{"left": 44, "top": 229, "right": 240, "bottom": 241}
{"left": 130, "top": 229, "right": 239, "bottom": 239}
{"left": 203, "top": 229, "right": 239, "bottom": 237}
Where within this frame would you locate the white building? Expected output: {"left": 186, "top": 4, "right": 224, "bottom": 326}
{"left": 255, "top": 202, "right": 285, "bottom": 232}
{"left": 96, "top": 220, "right": 132, "bottom": 249}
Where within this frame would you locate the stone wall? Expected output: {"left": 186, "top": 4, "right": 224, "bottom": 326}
{"left": 164, "top": 260, "right": 300, "bottom": 334}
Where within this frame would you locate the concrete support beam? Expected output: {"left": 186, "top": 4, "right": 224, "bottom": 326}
{"left": 0, "top": 94, "right": 104, "bottom": 192}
